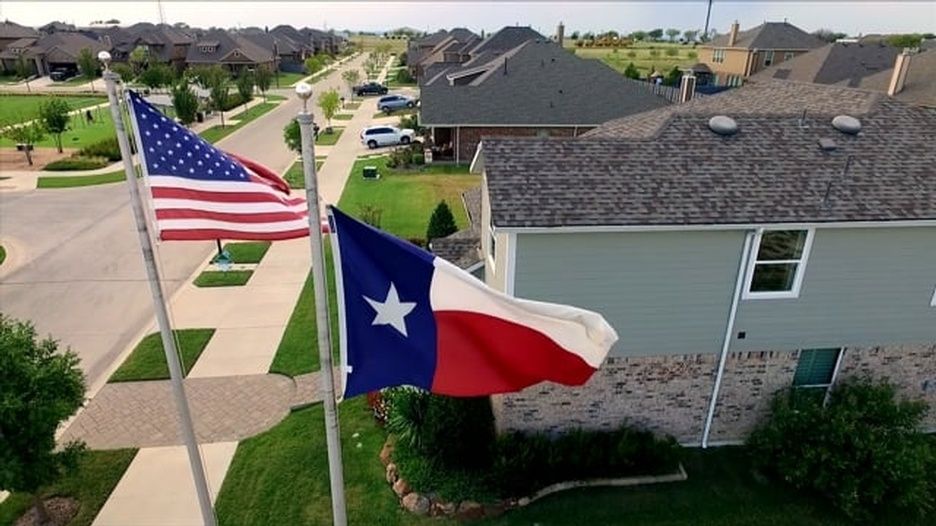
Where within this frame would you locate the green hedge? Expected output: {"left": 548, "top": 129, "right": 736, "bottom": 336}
{"left": 43, "top": 156, "right": 109, "bottom": 171}
{"left": 79, "top": 137, "right": 121, "bottom": 161}
{"left": 219, "top": 93, "right": 253, "bottom": 112}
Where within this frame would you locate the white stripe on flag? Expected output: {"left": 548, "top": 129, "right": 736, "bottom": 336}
{"left": 149, "top": 175, "right": 293, "bottom": 196}
{"left": 153, "top": 199, "right": 308, "bottom": 214}
{"left": 156, "top": 218, "right": 311, "bottom": 233}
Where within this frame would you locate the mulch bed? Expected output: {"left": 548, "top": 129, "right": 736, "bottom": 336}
{"left": 14, "top": 497, "right": 79, "bottom": 526}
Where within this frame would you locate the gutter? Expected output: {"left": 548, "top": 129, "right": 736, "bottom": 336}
{"left": 701, "top": 229, "right": 756, "bottom": 448}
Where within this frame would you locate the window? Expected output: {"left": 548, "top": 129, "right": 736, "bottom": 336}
{"left": 744, "top": 229, "right": 814, "bottom": 299}
{"left": 783, "top": 52, "right": 795, "bottom": 61}
{"left": 793, "top": 348, "right": 841, "bottom": 387}
{"left": 712, "top": 48, "right": 726, "bottom": 63}
{"left": 764, "top": 50, "right": 775, "bottom": 67}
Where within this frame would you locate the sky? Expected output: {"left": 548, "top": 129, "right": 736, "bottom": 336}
{"left": 1, "top": 1, "right": 934, "bottom": 36}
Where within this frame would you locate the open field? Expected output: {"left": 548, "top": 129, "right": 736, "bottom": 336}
{"left": 350, "top": 34, "right": 408, "bottom": 53}
{"left": 569, "top": 41, "right": 699, "bottom": 77}
{"left": 0, "top": 94, "right": 106, "bottom": 125}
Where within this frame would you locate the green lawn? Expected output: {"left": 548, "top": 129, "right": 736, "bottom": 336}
{"left": 283, "top": 160, "right": 326, "bottom": 189}
{"left": 0, "top": 245, "right": 5, "bottom": 266}
{"left": 36, "top": 170, "right": 124, "bottom": 189}
{"left": 194, "top": 270, "right": 254, "bottom": 287}
{"left": 349, "top": 34, "right": 407, "bottom": 53}
{"left": 200, "top": 102, "right": 279, "bottom": 144}
{"left": 0, "top": 108, "right": 114, "bottom": 149}
{"left": 315, "top": 127, "right": 344, "bottom": 146}
{"left": 338, "top": 156, "right": 477, "bottom": 239}
{"left": 267, "top": 242, "right": 338, "bottom": 376}
{"left": 215, "top": 398, "right": 444, "bottom": 526}
{"left": 265, "top": 93, "right": 287, "bottom": 102}
{"left": 272, "top": 71, "right": 309, "bottom": 87}
{"left": 343, "top": 101, "right": 362, "bottom": 110}
{"left": 333, "top": 113, "right": 353, "bottom": 120}
{"left": 216, "top": 241, "right": 271, "bottom": 264}
{"left": 0, "top": 94, "right": 105, "bottom": 125}
{"left": 572, "top": 43, "right": 697, "bottom": 77}
{"left": 108, "top": 329, "right": 215, "bottom": 383}
{"left": 0, "top": 449, "right": 137, "bottom": 526}
{"left": 386, "top": 77, "right": 417, "bottom": 88}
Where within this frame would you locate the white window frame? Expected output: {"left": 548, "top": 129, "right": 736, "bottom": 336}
{"left": 743, "top": 228, "right": 815, "bottom": 300}
{"left": 712, "top": 48, "right": 725, "bottom": 63}
{"left": 783, "top": 52, "right": 795, "bottom": 61}
{"left": 764, "top": 50, "right": 775, "bottom": 67}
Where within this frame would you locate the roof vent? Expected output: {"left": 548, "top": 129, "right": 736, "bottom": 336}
{"left": 831, "top": 115, "right": 861, "bottom": 135}
{"left": 818, "top": 138, "right": 837, "bottom": 151}
{"left": 708, "top": 115, "right": 739, "bottom": 136}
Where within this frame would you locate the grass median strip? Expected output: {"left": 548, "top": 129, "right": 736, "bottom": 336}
{"left": 200, "top": 102, "right": 279, "bottom": 144}
{"left": 284, "top": 160, "right": 326, "bottom": 189}
{"left": 315, "top": 127, "right": 344, "bottom": 146}
{"left": 194, "top": 270, "right": 254, "bottom": 287}
{"left": 108, "top": 329, "right": 215, "bottom": 382}
{"left": 36, "top": 169, "right": 124, "bottom": 188}
{"left": 216, "top": 241, "right": 271, "bottom": 264}
{"left": 333, "top": 113, "right": 353, "bottom": 120}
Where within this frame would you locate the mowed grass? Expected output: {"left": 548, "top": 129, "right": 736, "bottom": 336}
{"left": 272, "top": 71, "right": 309, "bottom": 87}
{"left": 283, "top": 159, "right": 326, "bottom": 189}
{"left": 572, "top": 42, "right": 698, "bottom": 77}
{"left": 108, "top": 329, "right": 215, "bottom": 382}
{"left": 349, "top": 34, "right": 407, "bottom": 53}
{"left": 194, "top": 270, "right": 254, "bottom": 287}
{"left": 217, "top": 241, "right": 271, "bottom": 264}
{"left": 0, "top": 108, "right": 115, "bottom": 149}
{"left": 343, "top": 101, "right": 362, "bottom": 110}
{"left": 338, "top": 155, "right": 476, "bottom": 239}
{"left": 200, "top": 102, "right": 279, "bottom": 144}
{"left": 215, "top": 398, "right": 445, "bottom": 526}
{"left": 36, "top": 170, "right": 125, "bottom": 188}
{"left": 0, "top": 94, "right": 105, "bottom": 125}
{"left": 333, "top": 113, "right": 353, "bottom": 120}
{"left": 0, "top": 245, "right": 6, "bottom": 265}
{"left": 267, "top": 242, "right": 338, "bottom": 376}
{"left": 315, "top": 127, "right": 344, "bottom": 146}
{"left": 0, "top": 449, "right": 137, "bottom": 526}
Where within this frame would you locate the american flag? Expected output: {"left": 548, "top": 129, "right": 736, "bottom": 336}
{"left": 127, "top": 89, "right": 313, "bottom": 241}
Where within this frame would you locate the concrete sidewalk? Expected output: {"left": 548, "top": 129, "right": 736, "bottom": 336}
{"left": 77, "top": 52, "right": 382, "bottom": 526}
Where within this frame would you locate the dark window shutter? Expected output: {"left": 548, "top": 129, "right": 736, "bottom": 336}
{"left": 793, "top": 348, "right": 840, "bottom": 386}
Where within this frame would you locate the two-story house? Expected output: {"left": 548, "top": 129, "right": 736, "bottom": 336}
{"left": 185, "top": 29, "right": 274, "bottom": 75}
{"left": 697, "top": 20, "right": 825, "bottom": 86}
{"left": 472, "top": 80, "right": 936, "bottom": 446}
{"left": 0, "top": 30, "right": 109, "bottom": 77}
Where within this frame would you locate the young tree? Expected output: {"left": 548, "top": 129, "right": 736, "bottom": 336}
{"left": 138, "top": 63, "right": 171, "bottom": 92}
{"left": 665, "top": 28, "right": 681, "bottom": 41}
{"left": 317, "top": 88, "right": 340, "bottom": 129}
{"left": 683, "top": 29, "right": 699, "bottom": 43}
{"left": 664, "top": 66, "right": 682, "bottom": 86}
{"left": 629, "top": 30, "right": 647, "bottom": 41}
{"left": 254, "top": 66, "right": 272, "bottom": 102}
{"left": 111, "top": 62, "right": 135, "bottom": 82}
{"left": 14, "top": 55, "right": 33, "bottom": 93}
{"left": 236, "top": 70, "right": 254, "bottom": 114}
{"left": 305, "top": 55, "right": 325, "bottom": 77}
{"left": 0, "top": 315, "right": 86, "bottom": 524}
{"left": 197, "top": 65, "right": 231, "bottom": 127}
{"left": 39, "top": 98, "right": 71, "bottom": 153}
{"left": 171, "top": 82, "right": 199, "bottom": 126}
{"left": 3, "top": 121, "right": 46, "bottom": 165}
{"left": 283, "top": 120, "right": 300, "bottom": 153}
{"left": 647, "top": 28, "right": 664, "bottom": 41}
{"left": 341, "top": 69, "right": 361, "bottom": 101}
{"left": 426, "top": 200, "right": 458, "bottom": 242}
{"left": 623, "top": 62, "right": 641, "bottom": 80}
{"left": 76, "top": 47, "right": 99, "bottom": 92}
{"left": 129, "top": 46, "right": 148, "bottom": 76}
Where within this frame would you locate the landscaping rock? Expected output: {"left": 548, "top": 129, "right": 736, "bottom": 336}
{"left": 392, "top": 478, "right": 411, "bottom": 497}
{"left": 401, "top": 492, "right": 430, "bottom": 515}
{"left": 455, "top": 500, "right": 484, "bottom": 521}
{"left": 379, "top": 441, "right": 394, "bottom": 466}
{"left": 385, "top": 462, "right": 398, "bottom": 484}
{"left": 439, "top": 501, "right": 457, "bottom": 516}
{"left": 518, "top": 497, "right": 531, "bottom": 507}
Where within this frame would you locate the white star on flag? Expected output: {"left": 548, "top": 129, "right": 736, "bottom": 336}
{"left": 363, "top": 283, "right": 417, "bottom": 337}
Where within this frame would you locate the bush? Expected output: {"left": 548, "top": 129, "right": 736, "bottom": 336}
{"left": 219, "top": 92, "right": 250, "bottom": 112}
{"left": 665, "top": 47, "right": 679, "bottom": 56}
{"left": 627, "top": 50, "right": 637, "bottom": 58}
{"left": 394, "top": 68, "right": 414, "bottom": 84}
{"left": 426, "top": 200, "right": 458, "bottom": 242}
{"left": 687, "top": 51, "right": 698, "bottom": 59}
{"left": 748, "top": 377, "right": 935, "bottom": 521}
{"left": 43, "top": 156, "right": 108, "bottom": 171}
{"left": 79, "top": 137, "right": 121, "bottom": 161}
{"left": 385, "top": 143, "right": 423, "bottom": 169}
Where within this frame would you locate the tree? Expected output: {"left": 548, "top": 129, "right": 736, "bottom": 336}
{"left": 664, "top": 66, "right": 682, "bottom": 86}
{"left": 813, "top": 28, "right": 848, "bottom": 43}
{"left": 749, "top": 377, "right": 936, "bottom": 521}
{"left": 195, "top": 65, "right": 231, "bottom": 127}
{"left": 623, "top": 62, "right": 640, "bottom": 80}
{"left": 570, "top": 30, "right": 580, "bottom": 40}
{"left": 3, "top": 120, "right": 46, "bottom": 165}
{"left": 629, "top": 30, "right": 647, "bottom": 41}
{"left": 683, "top": 29, "right": 699, "bottom": 42}
{"left": 76, "top": 47, "right": 99, "bottom": 92}
{"left": 647, "top": 28, "right": 664, "bottom": 41}
{"left": 111, "top": 62, "right": 135, "bottom": 82}
{"left": 666, "top": 28, "right": 681, "bottom": 42}
{"left": 283, "top": 120, "right": 300, "bottom": 153}
{"left": 129, "top": 46, "right": 148, "bottom": 76}
{"left": 39, "top": 98, "right": 71, "bottom": 153}
{"left": 236, "top": 70, "right": 254, "bottom": 114}
{"left": 317, "top": 88, "right": 340, "bottom": 129}
{"left": 0, "top": 315, "right": 86, "bottom": 525}
{"left": 171, "top": 83, "right": 199, "bottom": 126}
{"left": 139, "top": 63, "right": 171, "bottom": 92}
{"left": 341, "top": 69, "right": 361, "bottom": 100}
{"left": 14, "top": 54, "right": 33, "bottom": 93}
{"left": 886, "top": 33, "right": 924, "bottom": 48}
{"left": 254, "top": 66, "right": 272, "bottom": 102}
{"left": 305, "top": 55, "right": 325, "bottom": 76}
{"left": 426, "top": 200, "right": 458, "bottom": 242}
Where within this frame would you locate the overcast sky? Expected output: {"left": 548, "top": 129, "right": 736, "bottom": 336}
{"left": 2, "top": 1, "right": 933, "bottom": 36}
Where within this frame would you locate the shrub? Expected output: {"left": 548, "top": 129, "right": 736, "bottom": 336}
{"left": 623, "top": 62, "right": 641, "bottom": 79}
{"left": 358, "top": 204, "right": 383, "bottom": 228}
{"left": 748, "top": 377, "right": 936, "bottom": 521}
{"left": 687, "top": 50, "right": 698, "bottom": 59}
{"left": 394, "top": 68, "right": 414, "bottom": 84}
{"left": 426, "top": 200, "right": 458, "bottom": 242}
{"left": 43, "top": 156, "right": 108, "bottom": 171}
{"left": 79, "top": 137, "right": 121, "bottom": 161}
{"left": 385, "top": 143, "right": 423, "bottom": 169}
{"left": 627, "top": 50, "right": 637, "bottom": 58}
{"left": 665, "top": 47, "right": 679, "bottom": 56}
{"left": 219, "top": 92, "right": 249, "bottom": 112}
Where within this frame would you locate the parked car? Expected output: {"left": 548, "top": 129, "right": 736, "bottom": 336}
{"left": 360, "top": 125, "right": 416, "bottom": 149}
{"left": 354, "top": 82, "right": 389, "bottom": 96}
{"left": 49, "top": 69, "right": 76, "bottom": 82}
{"left": 377, "top": 94, "right": 418, "bottom": 113}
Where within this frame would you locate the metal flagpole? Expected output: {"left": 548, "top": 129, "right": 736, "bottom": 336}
{"left": 295, "top": 82, "right": 348, "bottom": 526}
{"left": 99, "top": 51, "right": 218, "bottom": 526}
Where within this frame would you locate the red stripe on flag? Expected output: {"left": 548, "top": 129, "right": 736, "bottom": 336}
{"left": 431, "top": 310, "right": 597, "bottom": 396}
{"left": 227, "top": 152, "right": 292, "bottom": 195}
{"left": 152, "top": 187, "right": 305, "bottom": 206}
{"left": 160, "top": 228, "right": 313, "bottom": 241}
{"left": 155, "top": 208, "right": 308, "bottom": 223}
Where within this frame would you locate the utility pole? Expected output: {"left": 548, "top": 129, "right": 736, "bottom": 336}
{"left": 703, "top": 0, "right": 714, "bottom": 40}
{"left": 157, "top": 0, "right": 166, "bottom": 24}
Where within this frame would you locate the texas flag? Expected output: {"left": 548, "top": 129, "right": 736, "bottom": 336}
{"left": 328, "top": 206, "right": 618, "bottom": 399}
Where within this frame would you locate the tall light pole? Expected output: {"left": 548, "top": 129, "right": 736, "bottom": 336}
{"left": 704, "top": 0, "right": 714, "bottom": 40}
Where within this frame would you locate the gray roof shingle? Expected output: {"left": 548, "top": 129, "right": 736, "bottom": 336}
{"left": 420, "top": 40, "right": 670, "bottom": 126}
{"left": 484, "top": 81, "right": 936, "bottom": 228}
{"left": 709, "top": 21, "right": 826, "bottom": 50}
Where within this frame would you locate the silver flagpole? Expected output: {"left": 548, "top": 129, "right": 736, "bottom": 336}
{"left": 99, "top": 52, "right": 218, "bottom": 526}
{"left": 295, "top": 82, "right": 348, "bottom": 526}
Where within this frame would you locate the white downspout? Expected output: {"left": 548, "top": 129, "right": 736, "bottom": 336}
{"left": 702, "top": 229, "right": 757, "bottom": 448}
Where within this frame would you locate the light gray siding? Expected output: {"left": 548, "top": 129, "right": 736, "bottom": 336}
{"left": 514, "top": 231, "right": 746, "bottom": 357}
{"left": 733, "top": 227, "right": 936, "bottom": 351}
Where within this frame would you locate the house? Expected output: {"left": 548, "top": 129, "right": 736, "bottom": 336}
{"left": 100, "top": 23, "right": 194, "bottom": 71}
{"left": 472, "top": 80, "right": 936, "bottom": 445}
{"left": 0, "top": 20, "right": 39, "bottom": 52}
{"left": 301, "top": 27, "right": 344, "bottom": 55}
{"left": 239, "top": 30, "right": 307, "bottom": 72}
{"left": 751, "top": 42, "right": 936, "bottom": 107}
{"left": 406, "top": 27, "right": 480, "bottom": 79}
{"left": 697, "top": 20, "right": 826, "bottom": 86}
{"left": 0, "top": 31, "right": 109, "bottom": 77}
{"left": 185, "top": 29, "right": 274, "bottom": 75}
{"left": 419, "top": 38, "right": 670, "bottom": 163}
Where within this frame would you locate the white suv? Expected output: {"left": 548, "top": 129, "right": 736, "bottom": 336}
{"left": 360, "top": 125, "right": 416, "bottom": 149}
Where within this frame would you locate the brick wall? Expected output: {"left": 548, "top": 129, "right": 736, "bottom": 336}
{"left": 454, "top": 126, "right": 590, "bottom": 163}
{"left": 837, "top": 343, "right": 936, "bottom": 430}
